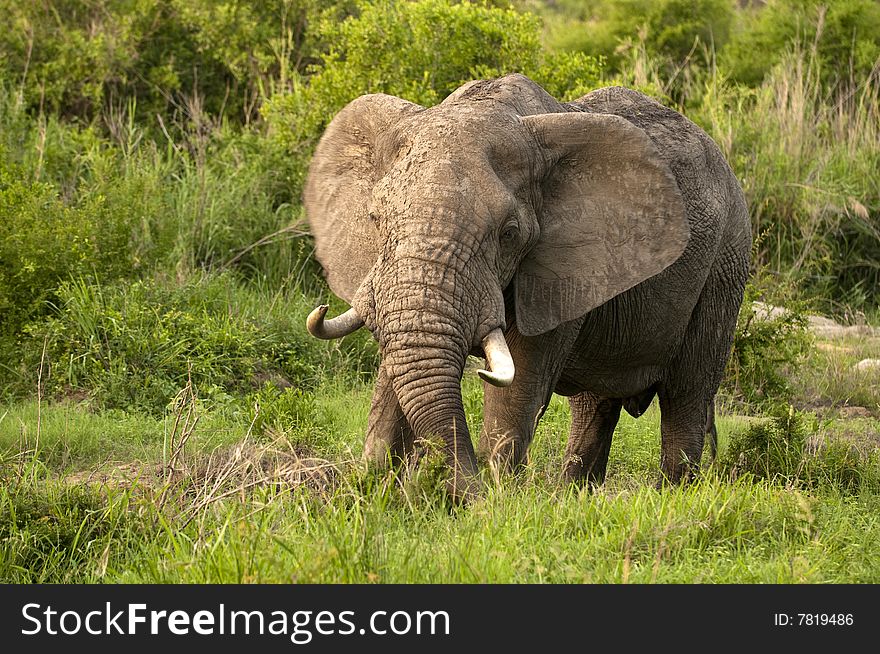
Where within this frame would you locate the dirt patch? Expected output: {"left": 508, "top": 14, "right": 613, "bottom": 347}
{"left": 153, "top": 439, "right": 347, "bottom": 527}
{"left": 836, "top": 406, "right": 875, "bottom": 419}
{"left": 184, "top": 440, "right": 340, "bottom": 497}
{"left": 55, "top": 438, "right": 344, "bottom": 514}
{"left": 251, "top": 369, "right": 293, "bottom": 389}
{"left": 63, "top": 461, "right": 163, "bottom": 490}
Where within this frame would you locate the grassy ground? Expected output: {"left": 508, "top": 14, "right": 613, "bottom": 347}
{"left": 2, "top": 334, "right": 878, "bottom": 583}
{"left": 2, "top": 0, "right": 878, "bottom": 586}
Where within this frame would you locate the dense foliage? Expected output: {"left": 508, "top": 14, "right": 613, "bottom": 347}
{"left": 263, "top": 0, "right": 602, "bottom": 146}
{"left": 1, "top": 0, "right": 877, "bottom": 411}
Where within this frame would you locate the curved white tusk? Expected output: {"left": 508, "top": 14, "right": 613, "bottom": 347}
{"left": 477, "top": 328, "right": 515, "bottom": 387}
{"left": 306, "top": 305, "right": 365, "bottom": 340}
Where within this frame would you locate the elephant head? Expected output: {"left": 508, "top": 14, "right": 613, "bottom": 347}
{"left": 303, "top": 74, "right": 688, "bottom": 499}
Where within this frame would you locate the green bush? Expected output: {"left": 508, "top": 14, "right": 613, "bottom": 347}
{"left": 723, "top": 277, "right": 812, "bottom": 408}
{"left": 0, "top": 156, "right": 136, "bottom": 337}
{"left": 0, "top": 0, "right": 331, "bottom": 127}
{"left": 720, "top": 0, "right": 880, "bottom": 90}
{"left": 0, "top": 82, "right": 312, "bottom": 308}
{"left": 695, "top": 48, "right": 880, "bottom": 308}
{"left": 28, "top": 273, "right": 377, "bottom": 414}
{"left": 541, "top": 0, "right": 735, "bottom": 75}
{"left": 719, "top": 405, "right": 878, "bottom": 493}
{"left": 720, "top": 405, "right": 812, "bottom": 482}
{"left": 264, "top": 0, "right": 603, "bottom": 149}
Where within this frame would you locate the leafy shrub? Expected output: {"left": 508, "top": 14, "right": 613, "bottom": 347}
{"left": 720, "top": 405, "right": 812, "bottom": 482}
{"left": 0, "top": 156, "right": 136, "bottom": 337}
{"left": 541, "top": 0, "right": 735, "bottom": 74}
{"left": 0, "top": 0, "right": 330, "bottom": 127}
{"left": 719, "top": 405, "right": 878, "bottom": 493}
{"left": 696, "top": 48, "right": 880, "bottom": 308}
{"left": 264, "top": 0, "right": 603, "bottom": 148}
{"left": 0, "top": 82, "right": 311, "bottom": 306}
{"left": 723, "top": 277, "right": 812, "bottom": 408}
{"left": 169, "top": 0, "right": 330, "bottom": 103}
{"left": 28, "top": 273, "right": 377, "bottom": 414}
{"left": 720, "top": 0, "right": 880, "bottom": 90}
{"left": 127, "top": 124, "right": 307, "bottom": 280}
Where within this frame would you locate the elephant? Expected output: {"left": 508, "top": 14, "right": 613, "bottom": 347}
{"left": 303, "top": 73, "right": 750, "bottom": 500}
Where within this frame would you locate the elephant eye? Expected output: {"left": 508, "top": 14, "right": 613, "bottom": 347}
{"left": 500, "top": 223, "right": 519, "bottom": 245}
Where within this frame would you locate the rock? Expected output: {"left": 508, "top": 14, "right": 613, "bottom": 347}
{"left": 812, "top": 324, "right": 878, "bottom": 338}
{"left": 751, "top": 302, "right": 879, "bottom": 338}
{"left": 854, "top": 359, "right": 880, "bottom": 372}
{"left": 807, "top": 314, "right": 838, "bottom": 328}
{"left": 837, "top": 406, "right": 873, "bottom": 418}
{"left": 751, "top": 301, "right": 790, "bottom": 321}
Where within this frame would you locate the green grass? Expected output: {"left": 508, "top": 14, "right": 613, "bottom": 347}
{"left": 2, "top": 368, "right": 878, "bottom": 584}
{"left": 795, "top": 334, "right": 880, "bottom": 413}
{"left": 1, "top": 0, "right": 878, "bottom": 585}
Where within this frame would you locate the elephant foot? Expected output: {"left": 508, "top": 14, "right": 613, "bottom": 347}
{"left": 363, "top": 430, "right": 407, "bottom": 469}
{"left": 477, "top": 428, "right": 529, "bottom": 476}
{"left": 445, "top": 444, "right": 483, "bottom": 504}
{"left": 446, "top": 469, "right": 483, "bottom": 504}
{"left": 656, "top": 448, "right": 701, "bottom": 488}
{"left": 656, "top": 463, "right": 698, "bottom": 488}
{"left": 562, "top": 453, "right": 608, "bottom": 489}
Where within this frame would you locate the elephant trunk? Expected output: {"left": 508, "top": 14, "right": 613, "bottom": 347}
{"left": 367, "top": 231, "right": 507, "bottom": 500}
{"left": 375, "top": 249, "right": 485, "bottom": 499}
{"left": 382, "top": 334, "right": 481, "bottom": 500}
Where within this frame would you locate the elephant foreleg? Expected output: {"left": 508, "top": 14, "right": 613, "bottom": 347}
{"left": 563, "top": 392, "right": 622, "bottom": 486}
{"left": 363, "top": 367, "right": 416, "bottom": 468}
{"left": 478, "top": 323, "right": 578, "bottom": 472}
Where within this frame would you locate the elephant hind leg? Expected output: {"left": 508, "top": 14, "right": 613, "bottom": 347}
{"left": 658, "top": 243, "right": 746, "bottom": 484}
{"left": 563, "top": 392, "right": 622, "bottom": 487}
{"left": 657, "top": 392, "right": 710, "bottom": 484}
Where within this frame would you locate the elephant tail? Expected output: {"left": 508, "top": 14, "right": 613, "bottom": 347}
{"left": 705, "top": 401, "right": 718, "bottom": 462}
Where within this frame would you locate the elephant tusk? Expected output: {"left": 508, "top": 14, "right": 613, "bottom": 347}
{"left": 306, "top": 305, "right": 365, "bottom": 339}
{"left": 478, "top": 328, "right": 515, "bottom": 387}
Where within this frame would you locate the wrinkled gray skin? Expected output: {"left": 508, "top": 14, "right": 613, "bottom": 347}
{"left": 304, "top": 74, "right": 750, "bottom": 500}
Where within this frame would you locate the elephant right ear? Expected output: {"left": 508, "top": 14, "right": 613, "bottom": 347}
{"left": 304, "top": 94, "right": 423, "bottom": 303}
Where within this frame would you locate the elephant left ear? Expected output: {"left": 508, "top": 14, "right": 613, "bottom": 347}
{"left": 515, "top": 112, "right": 689, "bottom": 336}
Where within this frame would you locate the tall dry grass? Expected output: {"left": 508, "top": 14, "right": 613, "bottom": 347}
{"left": 699, "top": 46, "right": 880, "bottom": 310}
